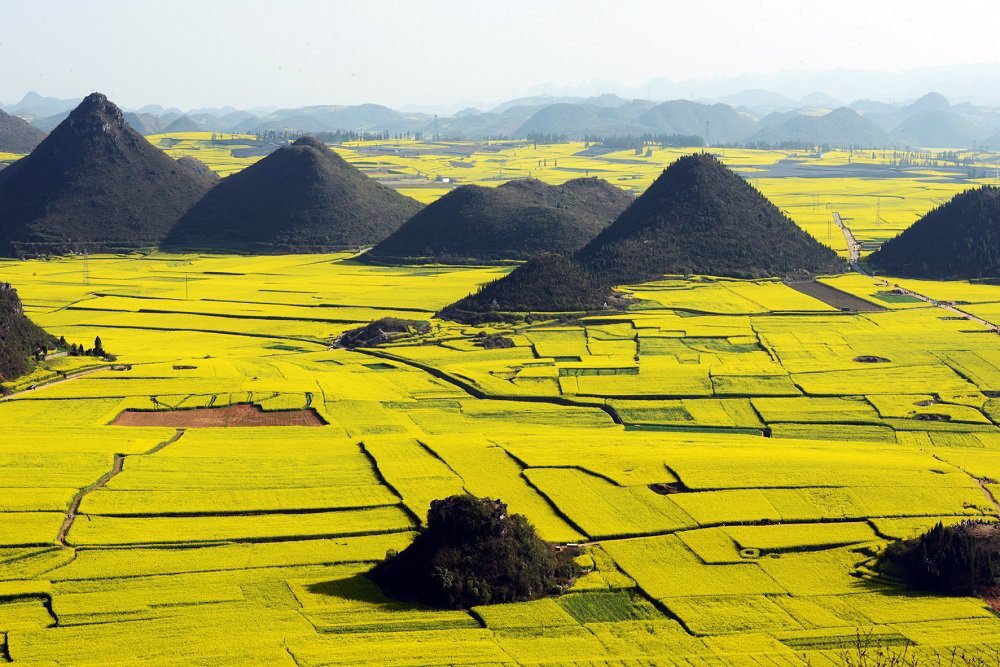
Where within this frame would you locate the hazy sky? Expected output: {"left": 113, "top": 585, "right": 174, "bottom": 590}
{"left": 3, "top": 0, "right": 1000, "bottom": 109}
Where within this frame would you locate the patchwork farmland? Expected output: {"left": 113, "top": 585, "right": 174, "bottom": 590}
{"left": 1, "top": 246, "right": 999, "bottom": 664}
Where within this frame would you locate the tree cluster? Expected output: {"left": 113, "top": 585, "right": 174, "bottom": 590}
{"left": 62, "top": 335, "right": 115, "bottom": 361}
{"left": 370, "top": 495, "right": 580, "bottom": 609}
{"left": 879, "top": 521, "right": 1000, "bottom": 594}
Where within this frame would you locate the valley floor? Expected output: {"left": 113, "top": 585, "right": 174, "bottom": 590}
{"left": 1, "top": 253, "right": 1000, "bottom": 664}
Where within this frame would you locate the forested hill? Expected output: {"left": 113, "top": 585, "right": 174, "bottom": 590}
{"left": 367, "top": 177, "right": 632, "bottom": 263}
{"left": 869, "top": 186, "right": 1000, "bottom": 279}
{"left": 0, "top": 283, "right": 55, "bottom": 383}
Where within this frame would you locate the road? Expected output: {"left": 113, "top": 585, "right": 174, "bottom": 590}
{"left": 0, "top": 366, "right": 106, "bottom": 402}
{"left": 832, "top": 212, "right": 999, "bottom": 331}
{"left": 832, "top": 211, "right": 869, "bottom": 275}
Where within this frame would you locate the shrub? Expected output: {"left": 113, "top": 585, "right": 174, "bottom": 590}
{"left": 369, "top": 495, "right": 580, "bottom": 609}
{"left": 878, "top": 521, "right": 1000, "bottom": 594}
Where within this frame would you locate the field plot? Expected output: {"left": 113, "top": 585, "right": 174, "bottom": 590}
{"left": 1, "top": 247, "right": 1000, "bottom": 664}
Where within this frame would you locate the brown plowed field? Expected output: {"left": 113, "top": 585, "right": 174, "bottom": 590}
{"left": 112, "top": 403, "right": 324, "bottom": 427}
{"left": 785, "top": 280, "right": 885, "bottom": 312}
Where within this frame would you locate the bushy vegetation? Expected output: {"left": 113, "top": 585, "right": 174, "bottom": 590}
{"left": 367, "top": 177, "right": 631, "bottom": 264}
{"left": 164, "top": 136, "right": 421, "bottom": 252}
{"left": 369, "top": 495, "right": 580, "bottom": 609}
{"left": 869, "top": 186, "right": 1000, "bottom": 279}
{"left": 0, "top": 282, "right": 56, "bottom": 382}
{"left": 879, "top": 521, "right": 1000, "bottom": 594}
{"left": 439, "top": 253, "right": 614, "bottom": 322}
{"left": 338, "top": 317, "right": 430, "bottom": 348}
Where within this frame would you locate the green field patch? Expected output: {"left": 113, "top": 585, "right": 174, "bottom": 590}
{"left": 557, "top": 590, "right": 662, "bottom": 624}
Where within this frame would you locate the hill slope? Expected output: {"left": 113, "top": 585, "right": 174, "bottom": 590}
{"left": 367, "top": 177, "right": 632, "bottom": 263}
{"left": 637, "top": 100, "right": 756, "bottom": 143}
{"left": 749, "top": 108, "right": 893, "bottom": 147}
{"left": 893, "top": 111, "right": 983, "bottom": 148}
{"left": 578, "top": 153, "right": 843, "bottom": 282}
{"left": 0, "top": 93, "right": 215, "bottom": 256}
{"left": 440, "top": 253, "right": 611, "bottom": 321}
{"left": 163, "top": 115, "right": 201, "bottom": 133}
{"left": 444, "top": 154, "right": 843, "bottom": 319}
{"left": 0, "top": 283, "right": 56, "bottom": 383}
{"left": 164, "top": 136, "right": 421, "bottom": 252}
{"left": 0, "top": 110, "right": 47, "bottom": 153}
{"left": 869, "top": 186, "right": 1000, "bottom": 279}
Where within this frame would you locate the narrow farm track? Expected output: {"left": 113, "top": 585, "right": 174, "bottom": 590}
{"left": 0, "top": 366, "right": 106, "bottom": 403}
{"left": 833, "top": 211, "right": 868, "bottom": 274}
{"left": 144, "top": 428, "right": 186, "bottom": 455}
{"left": 57, "top": 429, "right": 186, "bottom": 546}
{"left": 58, "top": 453, "right": 124, "bottom": 547}
{"left": 833, "top": 211, "right": 1000, "bottom": 330}
{"left": 932, "top": 453, "right": 1000, "bottom": 518}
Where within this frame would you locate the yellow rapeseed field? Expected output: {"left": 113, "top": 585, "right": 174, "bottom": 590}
{"left": 1, "top": 146, "right": 1000, "bottom": 663}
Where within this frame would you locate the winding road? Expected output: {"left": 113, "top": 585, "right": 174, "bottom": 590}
{"left": 832, "top": 211, "right": 999, "bottom": 331}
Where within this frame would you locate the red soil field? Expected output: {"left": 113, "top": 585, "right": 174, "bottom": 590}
{"left": 112, "top": 403, "right": 324, "bottom": 427}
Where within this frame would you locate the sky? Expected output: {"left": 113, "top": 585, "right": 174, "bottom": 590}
{"left": 2, "top": 0, "right": 1000, "bottom": 110}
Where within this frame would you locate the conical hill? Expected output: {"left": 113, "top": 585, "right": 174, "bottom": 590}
{"left": 0, "top": 283, "right": 56, "bottom": 382}
{"left": 869, "top": 186, "right": 1000, "bottom": 279}
{"left": 367, "top": 177, "right": 632, "bottom": 263}
{"left": 578, "top": 153, "right": 842, "bottom": 283}
{"left": 163, "top": 136, "right": 421, "bottom": 252}
{"left": 442, "top": 154, "right": 843, "bottom": 321}
{"left": 0, "top": 93, "right": 214, "bottom": 256}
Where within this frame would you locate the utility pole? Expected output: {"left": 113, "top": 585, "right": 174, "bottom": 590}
{"left": 185, "top": 273, "right": 189, "bottom": 300}
{"left": 83, "top": 249, "right": 89, "bottom": 286}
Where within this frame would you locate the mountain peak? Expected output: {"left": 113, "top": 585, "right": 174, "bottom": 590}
{"left": 908, "top": 92, "right": 950, "bottom": 113}
{"left": 577, "top": 152, "right": 844, "bottom": 282}
{"left": 0, "top": 93, "right": 215, "bottom": 255}
{"left": 164, "top": 140, "right": 421, "bottom": 252}
{"left": 54, "top": 92, "right": 140, "bottom": 148}
{"left": 291, "top": 135, "right": 328, "bottom": 150}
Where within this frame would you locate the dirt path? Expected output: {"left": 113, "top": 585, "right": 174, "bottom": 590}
{"left": 144, "top": 428, "right": 186, "bottom": 455}
{"left": 833, "top": 211, "right": 999, "bottom": 330}
{"left": 975, "top": 478, "right": 1000, "bottom": 518}
{"left": 58, "top": 453, "right": 124, "bottom": 547}
{"left": 0, "top": 366, "right": 106, "bottom": 403}
{"left": 932, "top": 453, "right": 1000, "bottom": 518}
{"left": 57, "top": 429, "right": 186, "bottom": 546}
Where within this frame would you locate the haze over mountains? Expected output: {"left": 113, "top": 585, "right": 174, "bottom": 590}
{"left": 6, "top": 85, "right": 1000, "bottom": 150}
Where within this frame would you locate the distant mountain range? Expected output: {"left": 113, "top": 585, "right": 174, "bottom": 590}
{"left": 4, "top": 87, "right": 1000, "bottom": 149}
